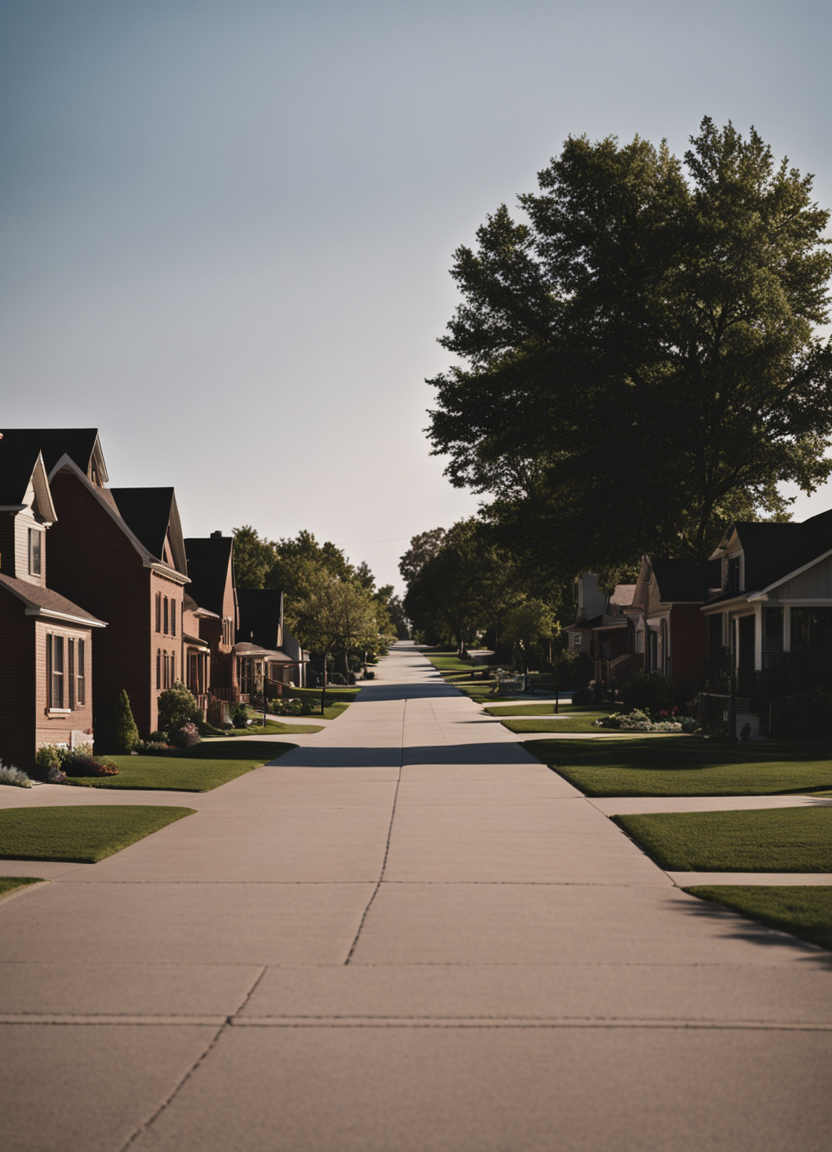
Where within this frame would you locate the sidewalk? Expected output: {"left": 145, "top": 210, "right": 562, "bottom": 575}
{"left": 1, "top": 643, "right": 830, "bottom": 1151}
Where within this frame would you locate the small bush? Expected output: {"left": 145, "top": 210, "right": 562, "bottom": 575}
{"left": 168, "top": 722, "right": 201, "bottom": 748}
{"left": 135, "top": 740, "right": 172, "bottom": 755}
{"left": 0, "top": 762, "right": 34, "bottom": 788}
{"left": 110, "top": 689, "right": 140, "bottom": 753}
{"left": 62, "top": 753, "right": 120, "bottom": 778}
{"left": 331, "top": 672, "right": 346, "bottom": 685}
{"left": 620, "top": 672, "right": 672, "bottom": 715}
{"left": 231, "top": 704, "right": 250, "bottom": 729}
{"left": 571, "top": 688, "right": 593, "bottom": 705}
{"left": 149, "top": 730, "right": 169, "bottom": 744}
{"left": 158, "top": 682, "right": 199, "bottom": 732}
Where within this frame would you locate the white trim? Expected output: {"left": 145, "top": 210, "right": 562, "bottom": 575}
{"left": 24, "top": 606, "right": 106, "bottom": 628}
{"left": 748, "top": 545, "right": 832, "bottom": 600}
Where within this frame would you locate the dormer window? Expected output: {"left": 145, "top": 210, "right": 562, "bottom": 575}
{"left": 28, "top": 528, "right": 42, "bottom": 576}
{"left": 725, "top": 555, "right": 741, "bottom": 593}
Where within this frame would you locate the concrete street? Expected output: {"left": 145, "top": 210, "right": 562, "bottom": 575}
{"left": 1, "top": 643, "right": 830, "bottom": 1151}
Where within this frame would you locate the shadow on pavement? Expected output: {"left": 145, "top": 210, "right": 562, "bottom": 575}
{"left": 266, "top": 742, "right": 539, "bottom": 768}
{"left": 671, "top": 891, "right": 832, "bottom": 966}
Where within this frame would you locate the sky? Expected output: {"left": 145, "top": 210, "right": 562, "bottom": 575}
{"left": 3, "top": 0, "right": 832, "bottom": 595}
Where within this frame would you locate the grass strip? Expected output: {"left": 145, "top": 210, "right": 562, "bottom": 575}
{"left": 485, "top": 703, "right": 604, "bottom": 716}
{"left": 0, "top": 806, "right": 195, "bottom": 863}
{"left": 525, "top": 736, "right": 832, "bottom": 796}
{"left": 683, "top": 885, "right": 832, "bottom": 952}
{"left": 503, "top": 715, "right": 614, "bottom": 734}
{"left": 0, "top": 877, "right": 43, "bottom": 897}
{"left": 84, "top": 740, "right": 296, "bottom": 792}
{"left": 205, "top": 721, "right": 322, "bottom": 737}
{"left": 614, "top": 808, "right": 832, "bottom": 872}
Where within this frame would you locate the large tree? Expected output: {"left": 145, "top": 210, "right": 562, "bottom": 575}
{"left": 428, "top": 118, "right": 832, "bottom": 573}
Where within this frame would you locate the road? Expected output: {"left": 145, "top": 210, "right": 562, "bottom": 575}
{"left": 1, "top": 643, "right": 830, "bottom": 1150}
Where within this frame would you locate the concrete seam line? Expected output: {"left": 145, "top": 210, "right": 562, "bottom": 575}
{"left": 117, "top": 1019, "right": 226, "bottom": 1152}
{"left": 343, "top": 700, "right": 406, "bottom": 965}
{"left": 117, "top": 967, "right": 266, "bottom": 1151}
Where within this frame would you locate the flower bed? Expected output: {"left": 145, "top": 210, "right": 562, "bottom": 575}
{"left": 593, "top": 708, "right": 697, "bottom": 733}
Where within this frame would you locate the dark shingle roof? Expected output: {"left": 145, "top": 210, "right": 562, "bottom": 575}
{"left": 184, "top": 535, "right": 234, "bottom": 615}
{"left": 0, "top": 573, "right": 106, "bottom": 626}
{"left": 652, "top": 558, "right": 721, "bottom": 603}
{"left": 0, "top": 440, "right": 42, "bottom": 505}
{"left": 236, "top": 588, "right": 284, "bottom": 648}
{"left": 111, "top": 488, "right": 174, "bottom": 559}
{"left": 0, "top": 429, "right": 103, "bottom": 479}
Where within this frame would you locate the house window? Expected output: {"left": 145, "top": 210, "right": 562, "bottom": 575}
{"left": 171, "top": 652, "right": 175, "bottom": 684}
{"left": 28, "top": 528, "right": 42, "bottom": 576}
{"left": 156, "top": 649, "right": 161, "bottom": 690}
{"left": 163, "top": 597, "right": 169, "bottom": 635}
{"left": 77, "top": 639, "right": 86, "bottom": 706}
{"left": 570, "top": 633, "right": 582, "bottom": 650}
{"left": 726, "top": 555, "right": 741, "bottom": 593}
{"left": 155, "top": 592, "right": 162, "bottom": 632}
{"left": 67, "top": 639, "right": 76, "bottom": 709}
{"left": 171, "top": 599, "right": 176, "bottom": 637}
{"left": 48, "top": 634, "right": 65, "bottom": 709}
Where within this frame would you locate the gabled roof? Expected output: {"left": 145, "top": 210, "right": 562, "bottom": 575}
{"left": 651, "top": 558, "right": 721, "bottom": 603}
{"left": 712, "top": 507, "right": 832, "bottom": 593}
{"left": 0, "top": 573, "right": 106, "bottom": 627}
{"left": 0, "top": 429, "right": 108, "bottom": 485}
{"left": 237, "top": 588, "right": 284, "bottom": 649}
{"left": 111, "top": 488, "right": 188, "bottom": 575}
{"left": 184, "top": 534, "right": 234, "bottom": 615}
{"left": 0, "top": 441, "right": 57, "bottom": 522}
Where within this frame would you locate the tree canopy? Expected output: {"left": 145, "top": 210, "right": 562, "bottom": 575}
{"left": 427, "top": 118, "right": 832, "bottom": 574}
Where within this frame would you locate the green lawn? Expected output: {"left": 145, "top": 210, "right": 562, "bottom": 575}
{"left": 287, "top": 687, "right": 357, "bottom": 720}
{"left": 525, "top": 737, "right": 832, "bottom": 796}
{"left": 0, "top": 876, "right": 43, "bottom": 897}
{"left": 683, "top": 885, "right": 832, "bottom": 952}
{"left": 485, "top": 703, "right": 605, "bottom": 716}
{"left": 81, "top": 740, "right": 296, "bottom": 792}
{"left": 502, "top": 715, "right": 612, "bottom": 734}
{"left": 0, "top": 806, "right": 195, "bottom": 863}
{"left": 614, "top": 808, "right": 832, "bottom": 872}
{"left": 206, "top": 720, "right": 323, "bottom": 737}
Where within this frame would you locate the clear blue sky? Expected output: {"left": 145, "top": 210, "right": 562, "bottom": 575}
{"left": 2, "top": 0, "right": 831, "bottom": 593}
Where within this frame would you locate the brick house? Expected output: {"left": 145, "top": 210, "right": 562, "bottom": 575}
{"left": 0, "top": 439, "right": 105, "bottom": 769}
{"left": 183, "top": 531, "right": 239, "bottom": 712}
{"left": 42, "top": 458, "right": 190, "bottom": 739}
{"left": 627, "top": 557, "right": 721, "bottom": 689}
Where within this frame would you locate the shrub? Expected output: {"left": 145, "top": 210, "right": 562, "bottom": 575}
{"left": 593, "top": 709, "right": 683, "bottom": 733}
{"left": 35, "top": 744, "right": 63, "bottom": 774}
{"left": 620, "top": 672, "right": 673, "bottom": 715}
{"left": 135, "top": 740, "right": 172, "bottom": 754}
{"left": 331, "top": 672, "right": 346, "bottom": 685}
{"left": 364, "top": 671, "right": 375, "bottom": 680}
{"left": 571, "top": 688, "right": 592, "bottom": 705}
{"left": 62, "top": 752, "right": 120, "bottom": 777}
{"left": 0, "top": 761, "right": 33, "bottom": 788}
{"left": 157, "top": 682, "right": 199, "bottom": 732}
{"left": 231, "top": 704, "right": 249, "bottom": 729}
{"left": 149, "top": 730, "right": 169, "bottom": 744}
{"left": 110, "top": 689, "right": 140, "bottom": 753}
{"left": 168, "top": 722, "right": 201, "bottom": 748}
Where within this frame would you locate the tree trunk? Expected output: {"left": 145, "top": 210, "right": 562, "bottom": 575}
{"left": 321, "top": 649, "right": 328, "bottom": 715}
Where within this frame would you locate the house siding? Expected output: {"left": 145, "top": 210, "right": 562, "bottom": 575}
{"left": 668, "top": 604, "right": 707, "bottom": 686}
{"left": 775, "top": 553, "right": 832, "bottom": 600}
{"left": 46, "top": 468, "right": 180, "bottom": 737}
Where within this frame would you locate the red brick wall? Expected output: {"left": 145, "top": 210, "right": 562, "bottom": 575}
{"left": 47, "top": 470, "right": 158, "bottom": 736}
{"left": 34, "top": 620, "right": 96, "bottom": 751}
{"left": 669, "top": 604, "right": 707, "bottom": 686}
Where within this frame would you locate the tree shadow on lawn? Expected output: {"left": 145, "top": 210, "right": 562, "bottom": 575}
{"left": 670, "top": 889, "right": 832, "bottom": 964}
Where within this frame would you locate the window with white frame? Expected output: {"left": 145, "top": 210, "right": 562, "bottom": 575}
{"left": 28, "top": 528, "right": 42, "bottom": 576}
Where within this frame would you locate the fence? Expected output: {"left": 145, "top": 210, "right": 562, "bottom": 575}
{"left": 697, "top": 691, "right": 733, "bottom": 739}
